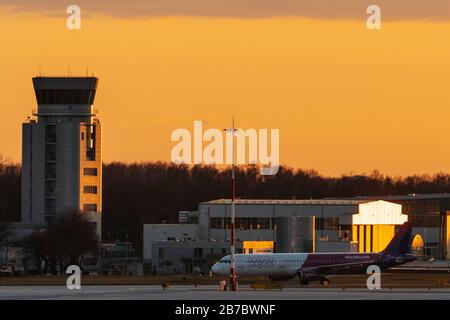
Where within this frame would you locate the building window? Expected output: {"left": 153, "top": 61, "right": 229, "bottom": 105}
{"left": 83, "top": 185, "right": 98, "bottom": 194}
{"left": 83, "top": 203, "right": 97, "bottom": 213}
{"left": 83, "top": 168, "right": 98, "bottom": 176}
{"left": 209, "top": 217, "right": 222, "bottom": 229}
{"left": 194, "top": 248, "right": 203, "bottom": 259}
{"left": 316, "top": 217, "right": 340, "bottom": 230}
{"left": 45, "top": 198, "right": 56, "bottom": 216}
{"left": 35, "top": 89, "right": 95, "bottom": 105}
{"left": 219, "top": 217, "right": 270, "bottom": 230}
{"left": 45, "top": 144, "right": 56, "bottom": 162}
{"left": 45, "top": 180, "right": 56, "bottom": 197}
{"left": 407, "top": 213, "right": 441, "bottom": 228}
{"left": 236, "top": 217, "right": 250, "bottom": 230}
{"left": 45, "top": 163, "right": 56, "bottom": 179}
{"left": 249, "top": 217, "right": 270, "bottom": 230}
{"left": 45, "top": 125, "right": 56, "bottom": 143}
{"left": 224, "top": 218, "right": 231, "bottom": 229}
{"left": 86, "top": 126, "right": 96, "bottom": 161}
{"left": 398, "top": 199, "right": 441, "bottom": 227}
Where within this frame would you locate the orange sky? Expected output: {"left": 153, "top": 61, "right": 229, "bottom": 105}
{"left": 0, "top": 9, "right": 449, "bottom": 176}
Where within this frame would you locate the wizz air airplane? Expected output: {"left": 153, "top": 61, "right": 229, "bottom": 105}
{"left": 211, "top": 222, "right": 416, "bottom": 285}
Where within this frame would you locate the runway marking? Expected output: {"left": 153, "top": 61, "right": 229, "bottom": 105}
{"left": 0, "top": 286, "right": 449, "bottom": 300}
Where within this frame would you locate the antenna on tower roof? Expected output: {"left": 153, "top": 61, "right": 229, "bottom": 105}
{"left": 68, "top": 65, "right": 71, "bottom": 76}
{"left": 38, "top": 65, "right": 42, "bottom": 76}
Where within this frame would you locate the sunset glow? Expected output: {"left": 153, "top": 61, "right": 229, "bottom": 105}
{"left": 1, "top": 8, "right": 449, "bottom": 176}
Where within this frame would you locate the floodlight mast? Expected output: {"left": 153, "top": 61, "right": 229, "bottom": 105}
{"left": 224, "top": 118, "right": 238, "bottom": 291}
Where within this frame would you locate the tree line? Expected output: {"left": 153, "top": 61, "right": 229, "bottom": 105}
{"left": 0, "top": 156, "right": 20, "bottom": 222}
{"left": 102, "top": 162, "right": 450, "bottom": 255}
{"left": 3, "top": 156, "right": 450, "bottom": 255}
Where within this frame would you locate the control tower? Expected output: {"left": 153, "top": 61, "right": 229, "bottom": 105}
{"left": 21, "top": 77, "right": 102, "bottom": 237}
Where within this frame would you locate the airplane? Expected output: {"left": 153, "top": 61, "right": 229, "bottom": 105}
{"left": 211, "top": 221, "right": 416, "bottom": 285}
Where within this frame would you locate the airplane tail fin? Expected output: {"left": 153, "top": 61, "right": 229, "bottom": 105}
{"left": 380, "top": 222, "right": 413, "bottom": 256}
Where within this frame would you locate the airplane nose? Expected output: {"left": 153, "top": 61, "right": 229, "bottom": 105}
{"left": 211, "top": 263, "right": 224, "bottom": 275}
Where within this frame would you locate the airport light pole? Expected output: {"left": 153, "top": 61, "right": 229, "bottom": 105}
{"left": 224, "top": 118, "right": 238, "bottom": 291}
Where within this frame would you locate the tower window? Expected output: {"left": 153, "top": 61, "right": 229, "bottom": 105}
{"left": 83, "top": 203, "right": 97, "bottom": 213}
{"left": 84, "top": 168, "right": 98, "bottom": 176}
{"left": 83, "top": 186, "right": 97, "bottom": 194}
{"left": 45, "top": 125, "right": 56, "bottom": 143}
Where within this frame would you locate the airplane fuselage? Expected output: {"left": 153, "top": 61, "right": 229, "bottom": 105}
{"left": 212, "top": 252, "right": 380, "bottom": 279}
{"left": 211, "top": 251, "right": 415, "bottom": 282}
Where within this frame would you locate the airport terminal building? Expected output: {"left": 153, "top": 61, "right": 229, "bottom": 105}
{"left": 199, "top": 199, "right": 407, "bottom": 253}
{"left": 144, "top": 194, "right": 450, "bottom": 274}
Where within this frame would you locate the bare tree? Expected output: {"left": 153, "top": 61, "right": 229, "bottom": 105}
{"left": 0, "top": 223, "right": 13, "bottom": 264}
{"left": 24, "top": 209, "right": 99, "bottom": 274}
{"left": 22, "top": 229, "right": 50, "bottom": 274}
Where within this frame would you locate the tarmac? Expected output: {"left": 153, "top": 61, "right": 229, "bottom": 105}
{"left": 0, "top": 285, "right": 449, "bottom": 300}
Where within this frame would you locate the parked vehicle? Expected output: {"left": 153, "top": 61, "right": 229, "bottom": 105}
{"left": 0, "top": 264, "right": 14, "bottom": 277}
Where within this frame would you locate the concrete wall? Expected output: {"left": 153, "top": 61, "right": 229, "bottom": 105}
{"left": 151, "top": 240, "right": 230, "bottom": 274}
{"left": 21, "top": 124, "right": 32, "bottom": 223}
{"left": 143, "top": 224, "right": 207, "bottom": 260}
{"left": 316, "top": 240, "right": 358, "bottom": 253}
{"left": 56, "top": 122, "right": 80, "bottom": 215}
{"left": 21, "top": 123, "right": 46, "bottom": 223}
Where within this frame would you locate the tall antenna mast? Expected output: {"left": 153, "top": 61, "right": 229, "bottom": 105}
{"left": 231, "top": 116, "right": 237, "bottom": 291}
{"left": 224, "top": 117, "right": 238, "bottom": 291}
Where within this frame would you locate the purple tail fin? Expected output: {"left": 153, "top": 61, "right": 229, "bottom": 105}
{"left": 380, "top": 222, "right": 413, "bottom": 256}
